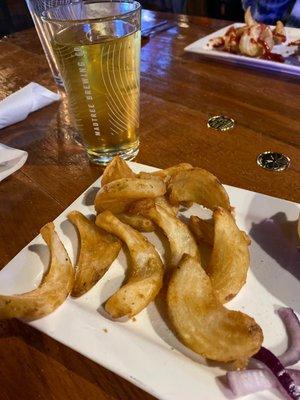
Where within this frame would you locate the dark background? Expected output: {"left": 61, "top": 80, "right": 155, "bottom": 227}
{"left": 0, "top": 0, "right": 244, "bottom": 37}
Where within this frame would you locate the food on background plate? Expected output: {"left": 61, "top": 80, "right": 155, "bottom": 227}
{"left": 94, "top": 177, "right": 166, "bottom": 214}
{"left": 289, "top": 39, "right": 300, "bottom": 46}
{"left": 167, "top": 254, "right": 263, "bottom": 362}
{"left": 95, "top": 211, "right": 164, "bottom": 318}
{"left": 0, "top": 222, "right": 74, "bottom": 320}
{"left": 207, "top": 7, "right": 289, "bottom": 62}
{"left": 273, "top": 20, "right": 287, "bottom": 45}
{"left": 205, "top": 207, "right": 250, "bottom": 304}
{"left": 167, "top": 168, "right": 231, "bottom": 212}
{"left": 101, "top": 155, "right": 135, "bottom": 186}
{"left": 68, "top": 211, "right": 121, "bottom": 297}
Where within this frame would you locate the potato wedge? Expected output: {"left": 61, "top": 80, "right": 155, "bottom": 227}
{"left": 206, "top": 207, "right": 250, "bottom": 303}
{"left": 132, "top": 199, "right": 200, "bottom": 267}
{"left": 95, "top": 211, "right": 164, "bottom": 318}
{"left": 125, "top": 196, "right": 177, "bottom": 233}
{"left": 167, "top": 254, "right": 263, "bottom": 363}
{"left": 137, "top": 164, "right": 193, "bottom": 183}
{"left": 101, "top": 156, "right": 135, "bottom": 186}
{"left": 168, "top": 168, "right": 231, "bottom": 211}
{"left": 68, "top": 211, "right": 121, "bottom": 297}
{"left": 137, "top": 163, "right": 193, "bottom": 183}
{"left": 189, "top": 215, "right": 214, "bottom": 245}
{"left": 0, "top": 222, "right": 74, "bottom": 320}
{"left": 154, "top": 196, "right": 179, "bottom": 215}
{"left": 155, "top": 163, "right": 193, "bottom": 177}
{"left": 117, "top": 212, "right": 155, "bottom": 232}
{"left": 94, "top": 177, "right": 166, "bottom": 214}
{"left": 144, "top": 163, "right": 193, "bottom": 183}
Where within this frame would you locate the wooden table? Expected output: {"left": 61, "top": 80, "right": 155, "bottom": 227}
{"left": 0, "top": 10, "right": 299, "bottom": 400}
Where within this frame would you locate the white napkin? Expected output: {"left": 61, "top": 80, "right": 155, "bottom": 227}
{"left": 0, "top": 82, "right": 60, "bottom": 129}
{"left": 0, "top": 144, "right": 28, "bottom": 181}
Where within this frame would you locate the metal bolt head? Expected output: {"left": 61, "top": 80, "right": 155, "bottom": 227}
{"left": 257, "top": 151, "right": 290, "bottom": 172}
{"left": 207, "top": 115, "right": 235, "bottom": 131}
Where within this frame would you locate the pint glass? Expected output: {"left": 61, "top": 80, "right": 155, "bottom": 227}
{"left": 42, "top": 1, "right": 141, "bottom": 164}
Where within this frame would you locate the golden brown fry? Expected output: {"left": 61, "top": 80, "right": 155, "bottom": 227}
{"left": 188, "top": 215, "right": 214, "bottom": 245}
{"left": 153, "top": 163, "right": 193, "bottom": 182}
{"left": 137, "top": 163, "right": 193, "bottom": 184}
{"left": 167, "top": 254, "right": 263, "bottom": 363}
{"left": 68, "top": 211, "right": 121, "bottom": 297}
{"left": 132, "top": 199, "right": 200, "bottom": 267}
{"left": 95, "top": 211, "right": 164, "bottom": 318}
{"left": 168, "top": 168, "right": 231, "bottom": 211}
{"left": 154, "top": 196, "right": 178, "bottom": 215}
{"left": 101, "top": 156, "right": 135, "bottom": 186}
{"left": 117, "top": 194, "right": 173, "bottom": 232}
{"left": 94, "top": 177, "right": 166, "bottom": 214}
{"left": 0, "top": 223, "right": 74, "bottom": 321}
{"left": 117, "top": 212, "right": 155, "bottom": 232}
{"left": 206, "top": 207, "right": 250, "bottom": 303}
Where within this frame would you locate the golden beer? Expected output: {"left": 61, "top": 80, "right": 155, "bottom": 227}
{"left": 52, "top": 22, "right": 140, "bottom": 163}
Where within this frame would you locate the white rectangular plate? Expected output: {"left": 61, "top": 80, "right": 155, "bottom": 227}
{"left": 185, "top": 23, "right": 300, "bottom": 76}
{"left": 1, "top": 161, "right": 299, "bottom": 400}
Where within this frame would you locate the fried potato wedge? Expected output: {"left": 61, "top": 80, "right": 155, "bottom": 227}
{"left": 95, "top": 211, "right": 164, "bottom": 318}
{"left": 189, "top": 215, "right": 214, "bottom": 245}
{"left": 167, "top": 254, "right": 263, "bottom": 363}
{"left": 137, "top": 163, "right": 193, "bottom": 184}
{"left": 132, "top": 199, "right": 200, "bottom": 267}
{"left": 206, "top": 207, "right": 250, "bottom": 303}
{"left": 101, "top": 156, "right": 135, "bottom": 186}
{"left": 94, "top": 177, "right": 166, "bottom": 214}
{"left": 0, "top": 222, "right": 74, "bottom": 320}
{"left": 152, "top": 163, "right": 193, "bottom": 183}
{"left": 168, "top": 168, "right": 231, "bottom": 211}
{"left": 68, "top": 211, "right": 121, "bottom": 297}
{"left": 154, "top": 196, "right": 179, "bottom": 215}
{"left": 117, "top": 212, "right": 155, "bottom": 232}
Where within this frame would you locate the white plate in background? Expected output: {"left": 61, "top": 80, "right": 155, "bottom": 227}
{"left": 185, "top": 23, "right": 300, "bottom": 76}
{"left": 0, "top": 161, "right": 299, "bottom": 400}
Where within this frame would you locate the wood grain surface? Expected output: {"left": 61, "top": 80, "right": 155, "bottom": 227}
{"left": 0, "top": 10, "right": 299, "bottom": 400}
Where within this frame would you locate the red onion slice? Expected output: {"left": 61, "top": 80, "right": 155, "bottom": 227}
{"left": 253, "top": 346, "right": 300, "bottom": 400}
{"left": 290, "top": 370, "right": 300, "bottom": 386}
{"left": 227, "top": 369, "right": 300, "bottom": 397}
{"left": 227, "top": 369, "right": 275, "bottom": 396}
{"left": 278, "top": 308, "right": 300, "bottom": 367}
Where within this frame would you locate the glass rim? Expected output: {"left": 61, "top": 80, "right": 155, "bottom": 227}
{"left": 41, "top": 0, "right": 141, "bottom": 24}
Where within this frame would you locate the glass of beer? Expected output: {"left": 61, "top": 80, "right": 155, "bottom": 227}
{"left": 42, "top": 1, "right": 141, "bottom": 164}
